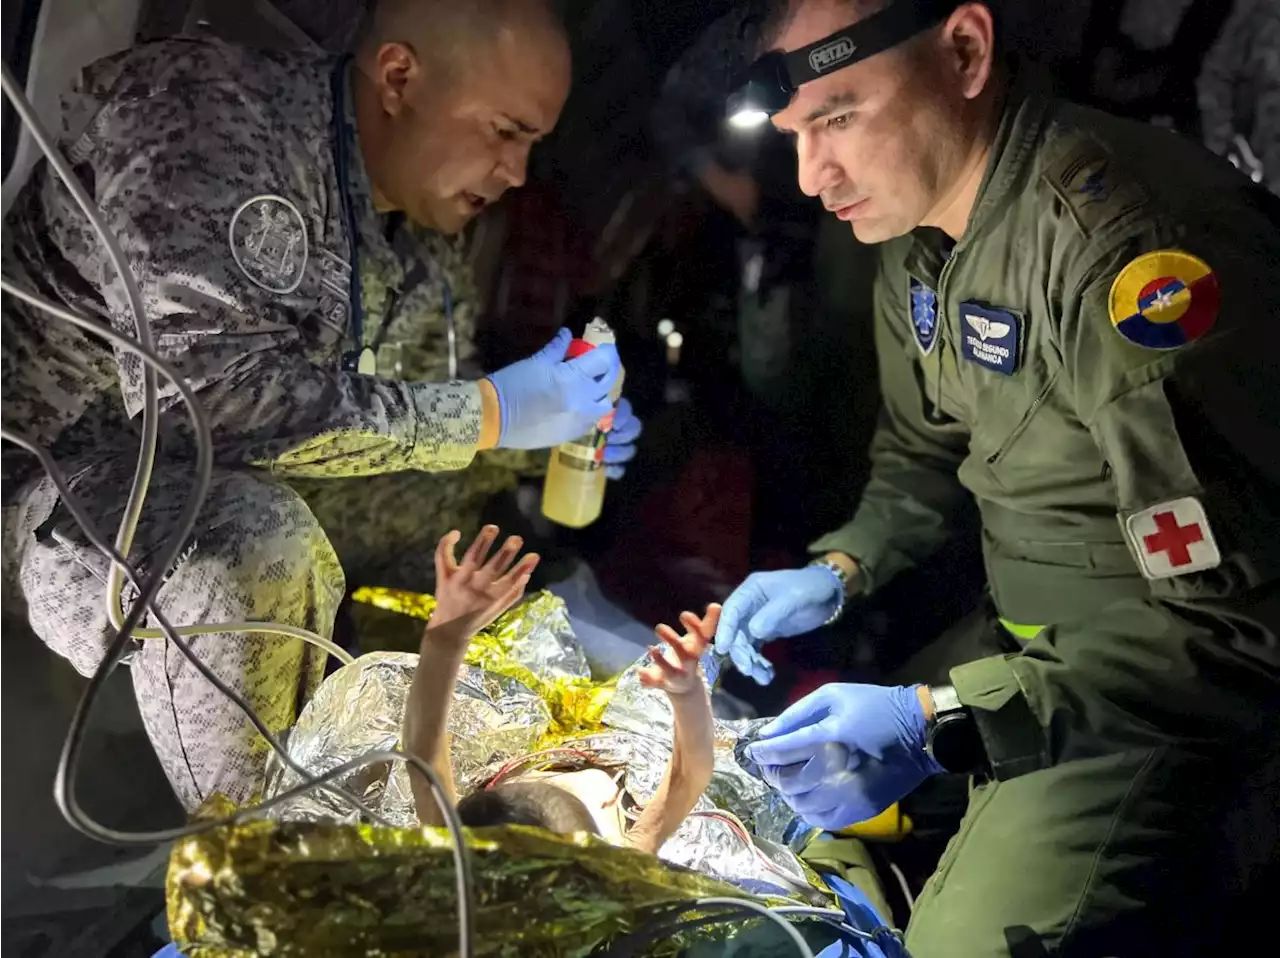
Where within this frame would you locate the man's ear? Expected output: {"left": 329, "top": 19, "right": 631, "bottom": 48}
{"left": 373, "top": 41, "right": 421, "bottom": 117}
{"left": 943, "top": 2, "right": 996, "bottom": 101}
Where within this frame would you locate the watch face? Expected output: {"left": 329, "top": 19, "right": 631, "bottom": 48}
{"left": 929, "top": 712, "right": 986, "bottom": 775}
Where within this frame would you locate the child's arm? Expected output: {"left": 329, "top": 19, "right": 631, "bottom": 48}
{"left": 404, "top": 619, "right": 470, "bottom": 824}
{"left": 624, "top": 605, "right": 721, "bottom": 855}
{"left": 403, "top": 525, "right": 539, "bottom": 827}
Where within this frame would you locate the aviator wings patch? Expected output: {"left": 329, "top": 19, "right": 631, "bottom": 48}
{"left": 966, "top": 313, "right": 1011, "bottom": 341}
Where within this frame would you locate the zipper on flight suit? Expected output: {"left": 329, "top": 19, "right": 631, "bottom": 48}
{"left": 985, "top": 375, "right": 1055, "bottom": 464}
{"left": 935, "top": 241, "right": 1055, "bottom": 465}
{"left": 933, "top": 252, "right": 960, "bottom": 415}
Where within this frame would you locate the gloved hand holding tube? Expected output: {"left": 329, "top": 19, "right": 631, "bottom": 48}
{"left": 485, "top": 327, "right": 623, "bottom": 450}
{"left": 712, "top": 566, "right": 846, "bottom": 685}
{"left": 745, "top": 683, "right": 942, "bottom": 831}
{"left": 484, "top": 327, "right": 641, "bottom": 469}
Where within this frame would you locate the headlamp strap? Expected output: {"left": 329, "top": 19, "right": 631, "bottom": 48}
{"left": 781, "top": 0, "right": 960, "bottom": 89}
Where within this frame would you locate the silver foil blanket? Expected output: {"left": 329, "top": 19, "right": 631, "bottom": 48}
{"left": 262, "top": 594, "right": 822, "bottom": 900}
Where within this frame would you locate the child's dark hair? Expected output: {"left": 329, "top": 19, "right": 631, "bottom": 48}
{"left": 456, "top": 781, "right": 600, "bottom": 835}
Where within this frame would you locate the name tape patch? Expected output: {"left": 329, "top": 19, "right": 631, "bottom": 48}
{"left": 959, "top": 303, "right": 1020, "bottom": 375}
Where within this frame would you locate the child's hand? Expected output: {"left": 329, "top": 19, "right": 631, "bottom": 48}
{"left": 639, "top": 604, "right": 721, "bottom": 698}
{"left": 429, "top": 525, "right": 540, "bottom": 640}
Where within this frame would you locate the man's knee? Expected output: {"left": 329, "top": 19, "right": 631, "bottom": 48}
{"left": 16, "top": 462, "right": 343, "bottom": 672}
{"left": 163, "top": 470, "right": 345, "bottom": 627}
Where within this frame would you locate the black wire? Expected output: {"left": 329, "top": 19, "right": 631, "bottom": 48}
{"left": 602, "top": 907, "right": 873, "bottom": 958}
{"left": 599, "top": 900, "right": 826, "bottom": 958}
{"left": 0, "top": 59, "right": 209, "bottom": 849}
{"left": 0, "top": 61, "right": 477, "bottom": 953}
{"left": 0, "top": 426, "right": 393, "bottom": 826}
{"left": 0, "top": 291, "right": 474, "bottom": 957}
{"left": 599, "top": 906, "right": 755, "bottom": 958}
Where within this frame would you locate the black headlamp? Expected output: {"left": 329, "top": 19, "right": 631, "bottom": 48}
{"left": 727, "top": 0, "right": 961, "bottom": 127}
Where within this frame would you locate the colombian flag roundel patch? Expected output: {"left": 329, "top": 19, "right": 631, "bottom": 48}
{"left": 1108, "top": 250, "right": 1220, "bottom": 349}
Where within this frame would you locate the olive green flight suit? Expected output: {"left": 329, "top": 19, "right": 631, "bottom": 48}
{"left": 810, "top": 79, "right": 1280, "bottom": 955}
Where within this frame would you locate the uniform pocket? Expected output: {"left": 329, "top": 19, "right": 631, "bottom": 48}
{"left": 953, "top": 309, "right": 1058, "bottom": 469}
{"left": 983, "top": 371, "right": 1059, "bottom": 466}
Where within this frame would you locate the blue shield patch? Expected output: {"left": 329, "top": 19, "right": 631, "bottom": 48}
{"left": 959, "top": 303, "right": 1020, "bottom": 375}
{"left": 909, "top": 278, "right": 939, "bottom": 355}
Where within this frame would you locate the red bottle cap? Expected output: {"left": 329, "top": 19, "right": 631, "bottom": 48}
{"left": 565, "top": 338, "right": 594, "bottom": 359}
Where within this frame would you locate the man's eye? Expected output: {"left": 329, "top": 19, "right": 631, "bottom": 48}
{"left": 495, "top": 125, "right": 518, "bottom": 142}
{"left": 826, "top": 112, "right": 854, "bottom": 131}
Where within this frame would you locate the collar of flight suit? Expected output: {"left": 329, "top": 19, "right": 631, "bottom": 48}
{"left": 905, "top": 63, "right": 1054, "bottom": 281}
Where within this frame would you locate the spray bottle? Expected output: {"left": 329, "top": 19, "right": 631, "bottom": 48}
{"left": 541, "top": 318, "right": 624, "bottom": 528}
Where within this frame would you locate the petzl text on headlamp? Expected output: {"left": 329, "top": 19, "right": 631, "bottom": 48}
{"left": 727, "top": 0, "right": 960, "bottom": 127}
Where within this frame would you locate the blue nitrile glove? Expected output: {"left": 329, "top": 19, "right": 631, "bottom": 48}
{"left": 486, "top": 327, "right": 622, "bottom": 450}
{"left": 745, "top": 683, "right": 942, "bottom": 831}
{"left": 713, "top": 566, "right": 844, "bottom": 685}
{"left": 603, "top": 396, "right": 642, "bottom": 480}
{"left": 815, "top": 874, "right": 909, "bottom": 958}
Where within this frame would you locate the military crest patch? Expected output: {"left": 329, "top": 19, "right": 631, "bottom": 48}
{"left": 1108, "top": 249, "right": 1219, "bottom": 350}
{"left": 229, "top": 195, "right": 308, "bottom": 294}
{"left": 909, "top": 278, "right": 939, "bottom": 355}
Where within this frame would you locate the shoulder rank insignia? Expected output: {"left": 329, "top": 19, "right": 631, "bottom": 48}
{"left": 1108, "top": 249, "right": 1219, "bottom": 349}
{"left": 1044, "top": 142, "right": 1148, "bottom": 236}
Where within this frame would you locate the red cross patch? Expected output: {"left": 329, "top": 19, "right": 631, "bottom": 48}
{"left": 1123, "top": 497, "right": 1221, "bottom": 580}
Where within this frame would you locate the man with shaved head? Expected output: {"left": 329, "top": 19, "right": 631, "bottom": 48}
{"left": 712, "top": 0, "right": 1280, "bottom": 953}
{"left": 3, "top": 0, "right": 640, "bottom": 810}
{"left": 353, "top": 0, "right": 571, "bottom": 233}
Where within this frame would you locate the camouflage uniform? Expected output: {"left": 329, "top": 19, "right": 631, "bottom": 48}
{"left": 1, "top": 39, "right": 486, "bottom": 809}
{"left": 1197, "top": 0, "right": 1280, "bottom": 195}
{"left": 288, "top": 222, "right": 546, "bottom": 593}
{"left": 1118, "top": 0, "right": 1200, "bottom": 50}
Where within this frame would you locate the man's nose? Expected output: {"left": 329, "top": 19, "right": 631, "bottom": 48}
{"left": 497, "top": 142, "right": 530, "bottom": 189}
{"left": 796, "top": 135, "right": 841, "bottom": 199}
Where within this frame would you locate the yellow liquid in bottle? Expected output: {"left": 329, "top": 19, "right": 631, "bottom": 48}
{"left": 541, "top": 319, "right": 623, "bottom": 528}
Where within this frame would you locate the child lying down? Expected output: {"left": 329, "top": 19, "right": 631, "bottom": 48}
{"left": 404, "top": 524, "right": 719, "bottom": 853}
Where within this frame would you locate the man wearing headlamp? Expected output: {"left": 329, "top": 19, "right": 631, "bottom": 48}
{"left": 716, "top": 0, "right": 1280, "bottom": 953}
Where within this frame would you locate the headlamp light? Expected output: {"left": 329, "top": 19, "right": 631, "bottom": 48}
{"left": 726, "top": 0, "right": 960, "bottom": 126}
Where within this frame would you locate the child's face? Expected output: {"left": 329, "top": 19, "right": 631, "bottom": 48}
{"left": 517, "top": 770, "right": 627, "bottom": 843}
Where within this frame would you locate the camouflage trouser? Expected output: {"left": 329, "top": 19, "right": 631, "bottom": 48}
{"left": 1197, "top": 0, "right": 1280, "bottom": 196}
{"left": 12, "top": 457, "right": 343, "bottom": 811}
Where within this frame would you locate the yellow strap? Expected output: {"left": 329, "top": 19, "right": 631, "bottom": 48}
{"left": 838, "top": 802, "right": 913, "bottom": 842}
{"left": 999, "top": 618, "right": 1046, "bottom": 641}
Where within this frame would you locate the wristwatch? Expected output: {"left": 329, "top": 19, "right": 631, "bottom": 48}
{"left": 807, "top": 557, "right": 850, "bottom": 626}
{"left": 924, "top": 685, "right": 989, "bottom": 775}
